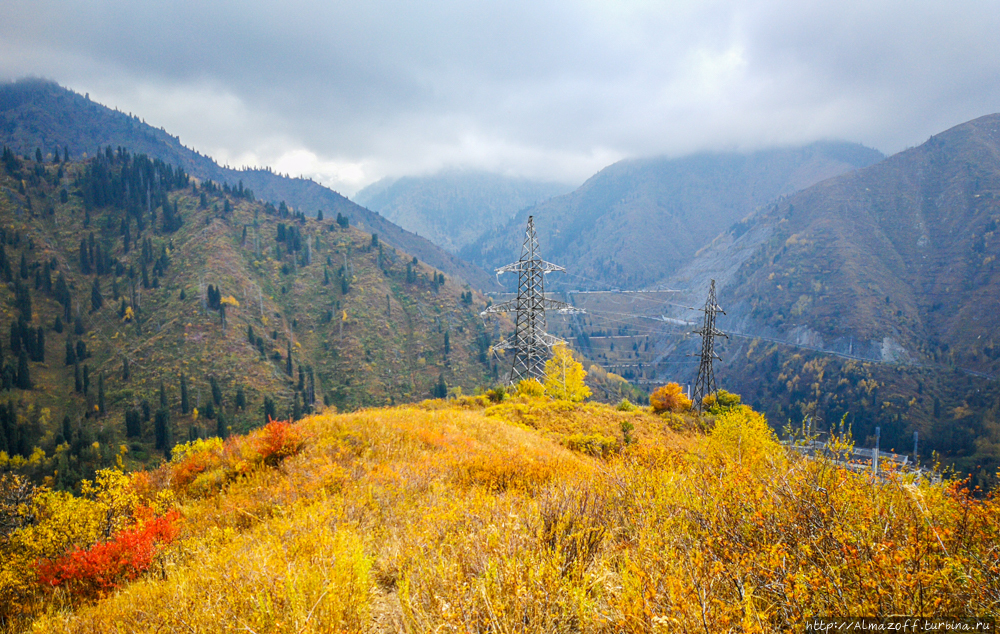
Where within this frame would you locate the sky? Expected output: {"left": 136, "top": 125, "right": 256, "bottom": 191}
{"left": 2, "top": 0, "right": 1000, "bottom": 197}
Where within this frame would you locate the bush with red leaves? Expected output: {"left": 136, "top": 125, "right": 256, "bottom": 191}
{"left": 36, "top": 509, "right": 181, "bottom": 599}
{"left": 258, "top": 418, "right": 305, "bottom": 466}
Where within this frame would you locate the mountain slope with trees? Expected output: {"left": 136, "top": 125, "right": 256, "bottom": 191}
{"left": 654, "top": 113, "right": 1000, "bottom": 485}
{"left": 0, "top": 78, "right": 494, "bottom": 289}
{"left": 0, "top": 146, "right": 494, "bottom": 487}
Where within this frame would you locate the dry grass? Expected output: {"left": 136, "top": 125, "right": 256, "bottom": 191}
{"left": 17, "top": 400, "right": 1000, "bottom": 633}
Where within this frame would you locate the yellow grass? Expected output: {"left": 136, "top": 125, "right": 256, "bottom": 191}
{"left": 18, "top": 400, "right": 1000, "bottom": 632}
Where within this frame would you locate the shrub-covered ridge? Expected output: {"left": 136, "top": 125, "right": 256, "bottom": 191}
{"left": 2, "top": 397, "right": 996, "bottom": 632}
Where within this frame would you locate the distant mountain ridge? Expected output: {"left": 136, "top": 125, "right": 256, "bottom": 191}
{"left": 0, "top": 78, "right": 494, "bottom": 289}
{"left": 354, "top": 171, "right": 573, "bottom": 253}
{"left": 652, "top": 113, "right": 1000, "bottom": 484}
{"left": 462, "top": 142, "right": 884, "bottom": 290}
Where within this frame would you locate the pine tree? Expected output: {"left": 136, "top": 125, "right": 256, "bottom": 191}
{"left": 286, "top": 341, "right": 293, "bottom": 376}
{"left": 16, "top": 350, "right": 30, "bottom": 390}
{"left": 83, "top": 364, "right": 90, "bottom": 395}
{"left": 211, "top": 376, "right": 222, "bottom": 406}
{"left": 292, "top": 393, "right": 301, "bottom": 420}
{"left": 263, "top": 396, "right": 276, "bottom": 424}
{"left": 159, "top": 380, "right": 167, "bottom": 410}
{"left": 34, "top": 327, "right": 43, "bottom": 362}
{"left": 122, "top": 356, "right": 130, "bottom": 382}
{"left": 444, "top": 330, "right": 450, "bottom": 355}
{"left": 74, "top": 362, "right": 81, "bottom": 393}
{"left": 98, "top": 373, "right": 106, "bottom": 416}
{"left": 154, "top": 409, "right": 171, "bottom": 454}
{"left": 91, "top": 278, "right": 102, "bottom": 311}
{"left": 180, "top": 373, "right": 189, "bottom": 414}
{"left": 235, "top": 385, "right": 246, "bottom": 410}
{"left": 19, "top": 253, "right": 27, "bottom": 280}
{"left": 216, "top": 410, "right": 228, "bottom": 439}
{"left": 433, "top": 373, "right": 447, "bottom": 399}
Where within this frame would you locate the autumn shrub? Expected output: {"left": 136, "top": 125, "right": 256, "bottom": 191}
{"left": 36, "top": 509, "right": 180, "bottom": 600}
{"left": 517, "top": 378, "right": 545, "bottom": 398}
{"left": 650, "top": 382, "right": 692, "bottom": 413}
{"left": 538, "top": 485, "right": 609, "bottom": 577}
{"left": 615, "top": 398, "right": 636, "bottom": 412}
{"left": 702, "top": 388, "right": 741, "bottom": 414}
{"left": 564, "top": 432, "right": 618, "bottom": 457}
{"left": 170, "top": 437, "right": 225, "bottom": 493}
{"left": 705, "top": 406, "right": 783, "bottom": 469}
{"left": 256, "top": 419, "right": 305, "bottom": 465}
{"left": 486, "top": 384, "right": 508, "bottom": 403}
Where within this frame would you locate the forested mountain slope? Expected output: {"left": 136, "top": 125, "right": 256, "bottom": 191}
{"left": 0, "top": 146, "right": 492, "bottom": 486}
{"left": 0, "top": 79, "right": 494, "bottom": 289}
{"left": 657, "top": 113, "right": 1000, "bottom": 484}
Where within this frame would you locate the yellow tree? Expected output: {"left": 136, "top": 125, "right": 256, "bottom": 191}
{"left": 544, "top": 343, "right": 591, "bottom": 402}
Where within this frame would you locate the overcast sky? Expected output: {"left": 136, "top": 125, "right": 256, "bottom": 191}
{"left": 2, "top": 0, "right": 999, "bottom": 196}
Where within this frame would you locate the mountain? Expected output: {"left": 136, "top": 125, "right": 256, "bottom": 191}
{"left": 0, "top": 78, "right": 494, "bottom": 290}
{"left": 354, "top": 171, "right": 573, "bottom": 254}
{"left": 461, "top": 142, "right": 884, "bottom": 289}
{"left": 656, "top": 113, "right": 1000, "bottom": 484}
{"left": 0, "top": 148, "right": 495, "bottom": 486}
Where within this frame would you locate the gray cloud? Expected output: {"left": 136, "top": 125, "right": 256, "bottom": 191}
{"left": 1, "top": 0, "right": 999, "bottom": 194}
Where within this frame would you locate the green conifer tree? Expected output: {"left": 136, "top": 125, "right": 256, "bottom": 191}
{"left": 98, "top": 373, "right": 106, "bottom": 416}
{"left": 16, "top": 350, "right": 30, "bottom": 390}
{"left": 180, "top": 373, "right": 189, "bottom": 414}
{"left": 91, "top": 278, "right": 102, "bottom": 311}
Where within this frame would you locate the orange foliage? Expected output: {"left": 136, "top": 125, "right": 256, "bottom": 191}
{"left": 650, "top": 382, "right": 692, "bottom": 413}
{"left": 257, "top": 418, "right": 306, "bottom": 465}
{"left": 36, "top": 508, "right": 180, "bottom": 600}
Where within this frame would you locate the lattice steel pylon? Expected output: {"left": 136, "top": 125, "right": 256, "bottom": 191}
{"left": 691, "top": 279, "right": 728, "bottom": 410}
{"left": 482, "top": 216, "right": 583, "bottom": 385}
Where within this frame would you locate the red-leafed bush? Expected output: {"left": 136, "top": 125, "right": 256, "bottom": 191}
{"left": 36, "top": 509, "right": 181, "bottom": 599}
{"left": 258, "top": 418, "right": 305, "bottom": 465}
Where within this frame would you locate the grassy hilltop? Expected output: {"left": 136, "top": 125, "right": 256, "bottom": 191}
{"left": 1, "top": 393, "right": 996, "bottom": 632}
{"left": 0, "top": 146, "right": 493, "bottom": 484}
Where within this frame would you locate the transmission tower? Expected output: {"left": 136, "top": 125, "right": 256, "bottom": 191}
{"left": 691, "top": 279, "right": 728, "bottom": 410}
{"left": 482, "top": 216, "right": 583, "bottom": 385}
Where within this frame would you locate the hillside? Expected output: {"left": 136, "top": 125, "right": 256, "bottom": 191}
{"left": 0, "top": 147, "right": 495, "bottom": 486}
{"left": 461, "top": 142, "right": 884, "bottom": 290}
{"left": 2, "top": 396, "right": 996, "bottom": 632}
{"left": 354, "top": 171, "right": 573, "bottom": 253}
{"left": 652, "top": 113, "right": 1000, "bottom": 484}
{"left": 0, "top": 78, "right": 494, "bottom": 290}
